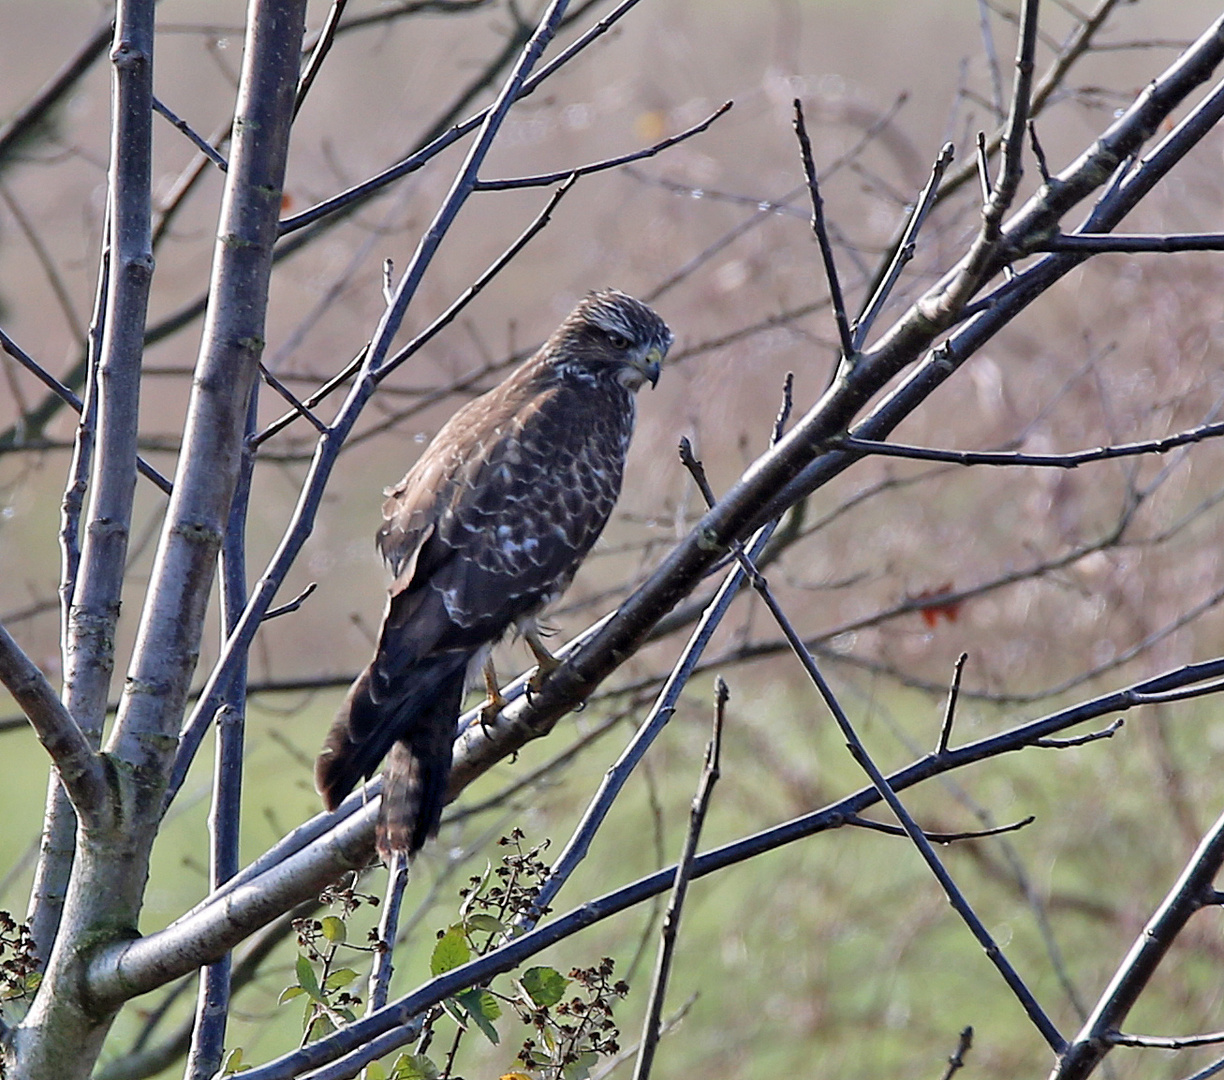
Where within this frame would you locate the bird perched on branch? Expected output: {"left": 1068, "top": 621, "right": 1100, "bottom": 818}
{"left": 316, "top": 290, "right": 673, "bottom": 859}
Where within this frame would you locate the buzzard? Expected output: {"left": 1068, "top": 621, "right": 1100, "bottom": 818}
{"left": 316, "top": 290, "right": 673, "bottom": 858}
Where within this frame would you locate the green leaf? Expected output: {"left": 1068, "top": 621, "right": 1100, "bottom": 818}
{"left": 296, "top": 955, "right": 322, "bottom": 1001}
{"left": 320, "top": 915, "right": 347, "bottom": 944}
{"left": 464, "top": 913, "right": 505, "bottom": 935}
{"left": 441, "top": 995, "right": 467, "bottom": 1030}
{"left": 305, "top": 1011, "right": 335, "bottom": 1042}
{"left": 390, "top": 1053, "right": 440, "bottom": 1080}
{"left": 324, "top": 967, "right": 360, "bottom": 991}
{"left": 456, "top": 988, "right": 501, "bottom": 1044}
{"left": 219, "top": 1047, "right": 251, "bottom": 1075}
{"left": 520, "top": 966, "right": 568, "bottom": 1008}
{"left": 562, "top": 1050, "right": 599, "bottom": 1080}
{"left": 430, "top": 925, "right": 470, "bottom": 976}
{"left": 363, "top": 1062, "right": 387, "bottom": 1080}
{"left": 277, "top": 985, "right": 307, "bottom": 1005}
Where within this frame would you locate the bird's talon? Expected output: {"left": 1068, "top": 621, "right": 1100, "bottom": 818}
{"left": 479, "top": 691, "right": 506, "bottom": 738}
{"left": 527, "top": 655, "right": 560, "bottom": 698}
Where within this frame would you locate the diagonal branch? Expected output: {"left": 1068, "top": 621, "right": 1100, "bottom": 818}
{"left": 1050, "top": 809, "right": 1224, "bottom": 1080}
{"left": 0, "top": 623, "right": 108, "bottom": 822}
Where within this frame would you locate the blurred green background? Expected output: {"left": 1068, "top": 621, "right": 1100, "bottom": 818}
{"left": 4, "top": 0, "right": 1224, "bottom": 1077}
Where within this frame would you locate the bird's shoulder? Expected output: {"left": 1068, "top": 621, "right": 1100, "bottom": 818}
{"left": 374, "top": 359, "right": 594, "bottom": 576}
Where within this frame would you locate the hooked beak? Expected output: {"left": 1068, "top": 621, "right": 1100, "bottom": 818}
{"left": 635, "top": 346, "right": 664, "bottom": 388}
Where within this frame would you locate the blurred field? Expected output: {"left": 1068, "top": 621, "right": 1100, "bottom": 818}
{"left": 4, "top": 0, "right": 1224, "bottom": 1077}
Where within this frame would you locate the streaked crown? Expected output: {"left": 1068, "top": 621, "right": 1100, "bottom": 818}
{"left": 547, "top": 289, "right": 673, "bottom": 390}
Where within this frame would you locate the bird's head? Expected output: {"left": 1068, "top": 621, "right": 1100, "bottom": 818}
{"left": 550, "top": 289, "right": 673, "bottom": 391}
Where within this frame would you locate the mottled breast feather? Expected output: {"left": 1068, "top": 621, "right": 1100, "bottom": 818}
{"left": 376, "top": 343, "right": 638, "bottom": 651}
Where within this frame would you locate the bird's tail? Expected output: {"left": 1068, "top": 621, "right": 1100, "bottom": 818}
{"left": 315, "top": 651, "right": 469, "bottom": 858}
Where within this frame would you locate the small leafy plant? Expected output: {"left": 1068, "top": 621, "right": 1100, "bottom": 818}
{"left": 281, "top": 876, "right": 381, "bottom": 1043}
{"left": 0, "top": 911, "right": 39, "bottom": 1011}
{"left": 267, "top": 834, "right": 628, "bottom": 1080}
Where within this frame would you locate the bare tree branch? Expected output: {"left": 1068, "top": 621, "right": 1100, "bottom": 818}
{"left": 0, "top": 623, "right": 107, "bottom": 819}
{"left": 1051, "top": 808, "right": 1224, "bottom": 1080}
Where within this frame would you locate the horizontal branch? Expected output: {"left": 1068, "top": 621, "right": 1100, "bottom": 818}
{"left": 228, "top": 654, "right": 1224, "bottom": 1078}
{"left": 87, "top": 801, "right": 379, "bottom": 1008}
{"left": 87, "top": 647, "right": 1224, "bottom": 1010}
{"left": 1032, "top": 231, "right": 1224, "bottom": 252}
{"left": 1109, "top": 1030, "right": 1224, "bottom": 1050}
{"left": 845, "top": 813, "right": 1036, "bottom": 843}
{"left": 837, "top": 420, "right": 1224, "bottom": 469}
{"left": 473, "top": 101, "right": 732, "bottom": 190}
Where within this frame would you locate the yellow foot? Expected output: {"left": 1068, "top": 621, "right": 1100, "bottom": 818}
{"left": 479, "top": 689, "right": 506, "bottom": 737}
{"left": 480, "top": 654, "right": 506, "bottom": 737}
{"left": 524, "top": 627, "right": 562, "bottom": 699}
{"left": 526, "top": 653, "right": 562, "bottom": 698}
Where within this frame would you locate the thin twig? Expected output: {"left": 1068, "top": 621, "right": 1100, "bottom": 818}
{"left": 792, "top": 99, "right": 856, "bottom": 364}
{"left": 631, "top": 677, "right": 725, "bottom": 1080}
{"left": 368, "top": 853, "right": 409, "bottom": 1013}
{"left": 258, "top": 363, "right": 327, "bottom": 434}
{"left": 0, "top": 325, "right": 171, "bottom": 493}
{"left": 853, "top": 142, "right": 955, "bottom": 349}
{"left": 152, "top": 96, "right": 229, "bottom": 171}
{"left": 1109, "top": 1029, "right": 1224, "bottom": 1050}
{"left": 294, "top": 0, "right": 349, "bottom": 118}
{"left": 771, "top": 371, "right": 795, "bottom": 444}
{"left": 262, "top": 582, "right": 319, "bottom": 622}
{"left": 837, "top": 420, "right": 1224, "bottom": 469}
{"left": 1027, "top": 118, "right": 1052, "bottom": 182}
{"left": 975, "top": 130, "right": 993, "bottom": 203}
{"left": 1131, "top": 677, "right": 1224, "bottom": 706}
{"left": 940, "top": 1026, "right": 974, "bottom": 1080}
{"left": 381, "top": 259, "right": 395, "bottom": 306}
{"left": 249, "top": 344, "right": 368, "bottom": 449}
{"left": 474, "top": 101, "right": 732, "bottom": 189}
{"left": 1034, "top": 719, "right": 1123, "bottom": 748}
{"left": 1034, "top": 231, "right": 1224, "bottom": 252}
{"left": 938, "top": 653, "right": 969, "bottom": 755}
{"left": 845, "top": 813, "right": 1035, "bottom": 843}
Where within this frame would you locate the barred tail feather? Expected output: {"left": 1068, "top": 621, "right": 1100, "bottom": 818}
{"left": 315, "top": 651, "right": 470, "bottom": 857}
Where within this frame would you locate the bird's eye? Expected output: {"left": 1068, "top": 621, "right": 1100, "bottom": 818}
{"left": 606, "top": 331, "right": 631, "bottom": 350}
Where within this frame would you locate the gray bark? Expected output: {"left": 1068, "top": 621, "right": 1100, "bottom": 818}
{"left": 7, "top": 1, "right": 306, "bottom": 1076}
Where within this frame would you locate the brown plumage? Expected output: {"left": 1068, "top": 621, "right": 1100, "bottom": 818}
{"left": 316, "top": 290, "right": 673, "bottom": 858}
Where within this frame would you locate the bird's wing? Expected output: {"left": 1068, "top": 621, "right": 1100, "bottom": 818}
{"left": 377, "top": 381, "right": 629, "bottom": 657}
